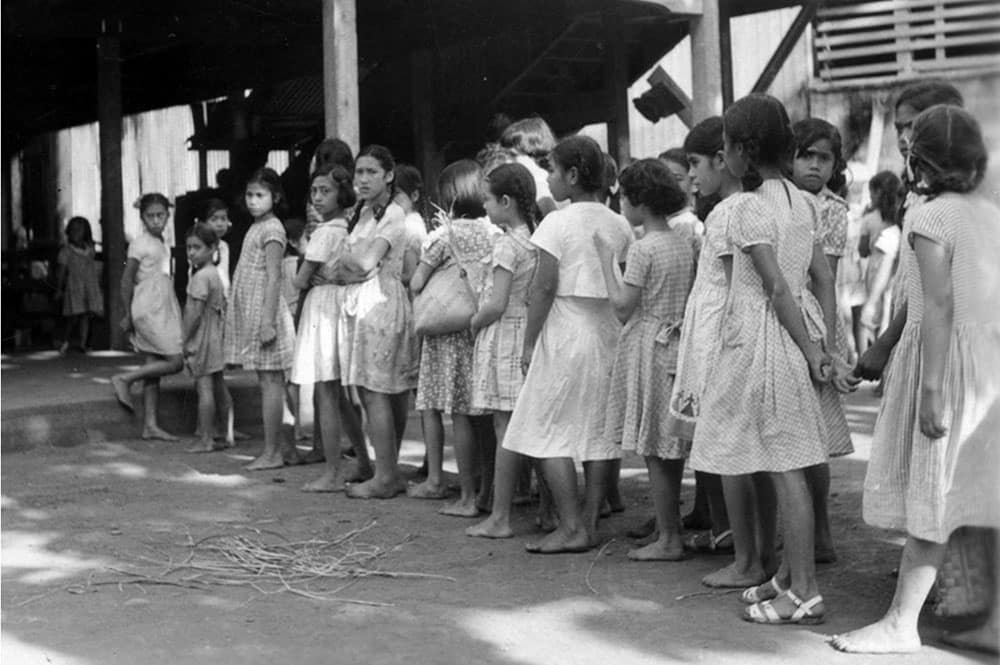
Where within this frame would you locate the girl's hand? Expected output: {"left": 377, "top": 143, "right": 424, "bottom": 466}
{"left": 919, "top": 386, "right": 947, "bottom": 439}
{"left": 260, "top": 323, "right": 277, "bottom": 346}
{"left": 520, "top": 343, "right": 534, "bottom": 376}
{"left": 856, "top": 341, "right": 890, "bottom": 381}
{"left": 431, "top": 205, "right": 451, "bottom": 229}
{"left": 805, "top": 345, "right": 832, "bottom": 384}
{"left": 833, "top": 366, "right": 861, "bottom": 394}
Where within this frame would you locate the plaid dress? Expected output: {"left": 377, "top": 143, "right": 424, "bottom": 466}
{"left": 472, "top": 226, "right": 537, "bottom": 411}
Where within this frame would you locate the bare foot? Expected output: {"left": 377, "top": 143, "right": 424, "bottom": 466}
{"left": 941, "top": 624, "right": 999, "bottom": 655}
{"left": 466, "top": 514, "right": 513, "bottom": 539}
{"left": 346, "top": 477, "right": 403, "bottom": 500}
{"left": 186, "top": 439, "right": 225, "bottom": 453}
{"left": 627, "top": 538, "right": 685, "bottom": 561}
{"left": 701, "top": 561, "right": 767, "bottom": 588}
{"left": 342, "top": 458, "right": 373, "bottom": 483}
{"left": 246, "top": 451, "right": 285, "bottom": 471}
{"left": 627, "top": 516, "right": 656, "bottom": 539}
{"left": 525, "top": 526, "right": 593, "bottom": 554}
{"left": 111, "top": 376, "right": 134, "bottom": 412}
{"left": 830, "top": 617, "right": 922, "bottom": 654}
{"left": 142, "top": 426, "right": 179, "bottom": 441}
{"left": 301, "top": 471, "right": 345, "bottom": 493}
{"left": 301, "top": 449, "right": 326, "bottom": 464}
{"left": 407, "top": 479, "right": 448, "bottom": 500}
{"left": 439, "top": 497, "right": 480, "bottom": 517}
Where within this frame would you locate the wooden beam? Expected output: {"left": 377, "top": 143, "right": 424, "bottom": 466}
{"left": 97, "top": 19, "right": 125, "bottom": 349}
{"left": 752, "top": 2, "right": 818, "bottom": 94}
{"left": 690, "top": 0, "right": 723, "bottom": 118}
{"left": 490, "top": 20, "right": 582, "bottom": 108}
{"left": 322, "top": 0, "right": 359, "bottom": 153}
{"left": 646, "top": 66, "right": 694, "bottom": 128}
{"left": 719, "top": 1, "right": 734, "bottom": 108}
{"left": 604, "top": 10, "right": 631, "bottom": 167}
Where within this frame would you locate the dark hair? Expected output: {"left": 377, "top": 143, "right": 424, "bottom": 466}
{"left": 896, "top": 80, "right": 964, "bottom": 114}
{"left": 486, "top": 162, "right": 538, "bottom": 232}
{"left": 349, "top": 145, "right": 396, "bottom": 232}
{"left": 186, "top": 221, "right": 219, "bottom": 247}
{"left": 792, "top": 118, "right": 848, "bottom": 194}
{"left": 394, "top": 164, "right": 423, "bottom": 199}
{"left": 684, "top": 117, "right": 724, "bottom": 156}
{"left": 310, "top": 164, "right": 357, "bottom": 211}
{"left": 438, "top": 159, "right": 486, "bottom": 219}
{"left": 487, "top": 113, "right": 513, "bottom": 144}
{"left": 282, "top": 217, "right": 306, "bottom": 258}
{"left": 658, "top": 147, "right": 687, "bottom": 170}
{"left": 909, "top": 105, "right": 987, "bottom": 196}
{"left": 138, "top": 192, "right": 171, "bottom": 215}
{"left": 499, "top": 117, "right": 556, "bottom": 158}
{"left": 550, "top": 134, "right": 605, "bottom": 194}
{"left": 312, "top": 138, "right": 354, "bottom": 173}
{"left": 65, "top": 216, "right": 94, "bottom": 247}
{"left": 868, "top": 171, "right": 902, "bottom": 226}
{"left": 723, "top": 93, "right": 795, "bottom": 191}
{"left": 619, "top": 158, "right": 688, "bottom": 218}
{"left": 695, "top": 192, "right": 722, "bottom": 221}
{"left": 199, "top": 197, "right": 228, "bottom": 221}
{"left": 246, "top": 167, "right": 288, "bottom": 218}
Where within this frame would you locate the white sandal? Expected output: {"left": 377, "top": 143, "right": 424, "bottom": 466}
{"left": 740, "top": 576, "right": 785, "bottom": 604}
{"left": 743, "top": 590, "right": 825, "bottom": 625}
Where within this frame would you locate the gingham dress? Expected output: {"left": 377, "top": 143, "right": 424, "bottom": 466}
{"left": 223, "top": 218, "right": 295, "bottom": 371}
{"left": 472, "top": 226, "right": 537, "bottom": 412}
{"left": 689, "top": 180, "right": 829, "bottom": 475}
{"left": 604, "top": 229, "right": 694, "bottom": 458}
{"left": 863, "top": 193, "right": 1000, "bottom": 543}
{"left": 128, "top": 231, "right": 183, "bottom": 356}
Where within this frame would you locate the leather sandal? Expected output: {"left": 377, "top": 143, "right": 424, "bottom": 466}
{"left": 740, "top": 576, "right": 785, "bottom": 604}
{"left": 742, "top": 590, "right": 825, "bottom": 625}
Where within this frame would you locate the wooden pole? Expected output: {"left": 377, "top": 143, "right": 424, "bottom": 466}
{"left": 751, "top": 2, "right": 818, "bottom": 94}
{"left": 690, "top": 0, "right": 723, "bottom": 119}
{"left": 322, "top": 0, "right": 360, "bottom": 153}
{"left": 719, "top": 1, "right": 734, "bottom": 108}
{"left": 410, "top": 49, "right": 442, "bottom": 202}
{"left": 98, "top": 19, "right": 125, "bottom": 349}
{"left": 604, "top": 10, "right": 631, "bottom": 168}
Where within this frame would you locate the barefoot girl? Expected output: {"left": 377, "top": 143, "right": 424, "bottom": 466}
{"left": 56, "top": 216, "right": 103, "bottom": 353}
{"left": 596, "top": 158, "right": 694, "bottom": 561}
{"left": 500, "top": 134, "right": 634, "bottom": 553}
{"left": 293, "top": 165, "right": 372, "bottom": 491}
{"left": 111, "top": 194, "right": 184, "bottom": 440}
{"left": 408, "top": 160, "right": 501, "bottom": 516}
{"left": 182, "top": 223, "right": 231, "bottom": 453}
{"left": 790, "top": 118, "right": 856, "bottom": 564}
{"left": 464, "top": 163, "right": 538, "bottom": 536}
{"left": 832, "top": 106, "right": 1000, "bottom": 655}
{"left": 667, "top": 117, "right": 743, "bottom": 559}
{"left": 690, "top": 94, "right": 837, "bottom": 624}
{"left": 223, "top": 168, "right": 300, "bottom": 470}
{"left": 338, "top": 145, "right": 417, "bottom": 499}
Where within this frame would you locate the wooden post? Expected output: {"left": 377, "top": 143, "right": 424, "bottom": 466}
{"left": 719, "top": 1, "right": 734, "bottom": 108}
{"left": 410, "top": 49, "right": 442, "bottom": 201}
{"left": 690, "top": 0, "right": 723, "bottom": 119}
{"left": 98, "top": 19, "right": 126, "bottom": 349}
{"left": 322, "top": 0, "right": 360, "bottom": 153}
{"left": 604, "top": 10, "right": 630, "bottom": 168}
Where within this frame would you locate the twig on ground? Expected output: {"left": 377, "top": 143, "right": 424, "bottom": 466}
{"left": 585, "top": 539, "right": 616, "bottom": 595}
{"left": 675, "top": 588, "right": 743, "bottom": 601}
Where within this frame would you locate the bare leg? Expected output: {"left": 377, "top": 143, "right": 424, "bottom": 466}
{"left": 211, "top": 373, "right": 239, "bottom": 447}
{"left": 408, "top": 410, "right": 447, "bottom": 499}
{"left": 339, "top": 388, "right": 366, "bottom": 457}
{"left": 390, "top": 391, "right": 410, "bottom": 452}
{"left": 683, "top": 471, "right": 714, "bottom": 531}
{"left": 831, "top": 535, "right": 944, "bottom": 653}
{"left": 302, "top": 388, "right": 325, "bottom": 463}
{"left": 472, "top": 413, "right": 497, "bottom": 512}
{"left": 302, "top": 380, "right": 345, "bottom": 492}
{"left": 440, "top": 414, "right": 480, "bottom": 517}
{"left": 246, "top": 370, "right": 292, "bottom": 470}
{"left": 60, "top": 316, "right": 73, "bottom": 353}
{"left": 605, "top": 458, "right": 624, "bottom": 513}
{"left": 534, "top": 461, "right": 558, "bottom": 531}
{"left": 346, "top": 389, "right": 403, "bottom": 499}
{"left": 188, "top": 374, "right": 222, "bottom": 452}
{"left": 466, "top": 443, "right": 522, "bottom": 539}
{"left": 581, "top": 459, "right": 612, "bottom": 538}
{"left": 526, "top": 457, "right": 592, "bottom": 554}
{"left": 702, "top": 472, "right": 731, "bottom": 536}
{"left": 629, "top": 457, "right": 685, "bottom": 561}
{"left": 753, "top": 472, "right": 779, "bottom": 576}
{"left": 112, "top": 353, "right": 182, "bottom": 416}
{"left": 703, "top": 474, "right": 768, "bottom": 588}
{"left": 79, "top": 314, "right": 92, "bottom": 351}
{"left": 806, "top": 462, "right": 837, "bottom": 562}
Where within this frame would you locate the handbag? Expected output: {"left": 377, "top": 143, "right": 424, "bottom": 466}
{"left": 412, "top": 222, "right": 477, "bottom": 336}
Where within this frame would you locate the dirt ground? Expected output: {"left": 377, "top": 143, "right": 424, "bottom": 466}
{"left": 1, "top": 385, "right": 993, "bottom": 665}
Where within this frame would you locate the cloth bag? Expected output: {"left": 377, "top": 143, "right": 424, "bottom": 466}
{"left": 413, "top": 222, "right": 476, "bottom": 336}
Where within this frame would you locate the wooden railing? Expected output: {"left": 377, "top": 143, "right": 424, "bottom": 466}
{"left": 814, "top": 0, "right": 1000, "bottom": 83}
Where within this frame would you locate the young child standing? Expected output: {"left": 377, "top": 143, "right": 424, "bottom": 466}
{"left": 56, "top": 216, "right": 104, "bottom": 353}
{"left": 338, "top": 145, "right": 417, "bottom": 499}
{"left": 393, "top": 163, "right": 429, "bottom": 287}
{"left": 224, "top": 168, "right": 299, "bottom": 470}
{"left": 199, "top": 198, "right": 233, "bottom": 296}
{"left": 409, "top": 160, "right": 501, "bottom": 516}
{"left": 833, "top": 105, "right": 1000, "bottom": 655}
{"left": 790, "top": 118, "right": 855, "bottom": 564}
{"left": 182, "top": 223, "right": 231, "bottom": 453}
{"left": 595, "top": 159, "right": 695, "bottom": 561}
{"left": 690, "top": 94, "right": 837, "bottom": 624}
{"left": 859, "top": 171, "right": 903, "bottom": 341}
{"left": 293, "top": 165, "right": 371, "bottom": 492}
{"left": 110, "top": 194, "right": 185, "bottom": 440}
